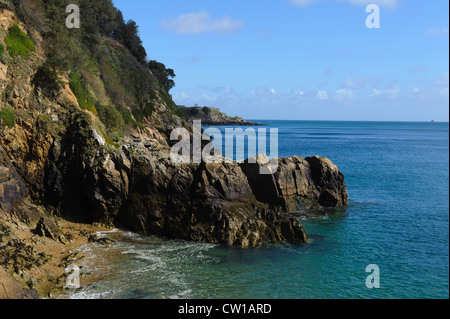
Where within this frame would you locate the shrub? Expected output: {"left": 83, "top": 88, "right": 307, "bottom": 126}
{"left": 69, "top": 71, "right": 98, "bottom": 116}
{"left": 0, "top": 107, "right": 16, "bottom": 128}
{"left": 116, "top": 105, "right": 133, "bottom": 125}
{"left": 0, "top": 44, "right": 5, "bottom": 62}
{"left": 148, "top": 61, "right": 175, "bottom": 92}
{"left": 96, "top": 104, "right": 125, "bottom": 142}
{"left": 32, "top": 61, "right": 63, "bottom": 97}
{"left": 4, "top": 23, "right": 35, "bottom": 59}
{"left": 2, "top": 84, "right": 11, "bottom": 100}
{"left": 143, "top": 101, "right": 155, "bottom": 117}
{"left": 132, "top": 108, "right": 144, "bottom": 123}
{"left": 116, "top": 104, "right": 145, "bottom": 130}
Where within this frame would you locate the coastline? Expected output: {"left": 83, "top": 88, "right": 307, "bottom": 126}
{"left": 0, "top": 212, "right": 117, "bottom": 299}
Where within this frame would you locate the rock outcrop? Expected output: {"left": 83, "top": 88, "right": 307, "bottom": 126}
{"left": 0, "top": 266, "right": 39, "bottom": 299}
{"left": 178, "top": 106, "right": 264, "bottom": 126}
{"left": 40, "top": 128, "right": 347, "bottom": 247}
{"left": 241, "top": 155, "right": 348, "bottom": 212}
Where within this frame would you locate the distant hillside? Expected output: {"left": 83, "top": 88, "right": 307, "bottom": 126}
{"left": 178, "top": 106, "right": 263, "bottom": 126}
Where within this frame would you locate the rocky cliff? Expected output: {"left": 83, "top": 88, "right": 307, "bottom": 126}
{"left": 178, "top": 105, "right": 263, "bottom": 126}
{"left": 0, "top": 1, "right": 348, "bottom": 298}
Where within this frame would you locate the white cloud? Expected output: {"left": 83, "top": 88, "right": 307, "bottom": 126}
{"left": 335, "top": 88, "right": 354, "bottom": 101}
{"left": 316, "top": 90, "right": 329, "bottom": 100}
{"left": 342, "top": 76, "right": 378, "bottom": 90}
{"left": 162, "top": 11, "right": 244, "bottom": 35}
{"left": 371, "top": 89, "right": 383, "bottom": 96}
{"left": 435, "top": 71, "right": 449, "bottom": 87}
{"left": 252, "top": 86, "right": 278, "bottom": 98}
{"left": 292, "top": 89, "right": 305, "bottom": 96}
{"left": 173, "top": 76, "right": 448, "bottom": 121}
{"left": 173, "top": 91, "right": 190, "bottom": 101}
{"left": 385, "top": 86, "right": 400, "bottom": 99}
{"left": 426, "top": 28, "right": 450, "bottom": 36}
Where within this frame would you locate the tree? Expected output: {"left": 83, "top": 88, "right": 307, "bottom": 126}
{"left": 148, "top": 60, "right": 176, "bottom": 92}
{"left": 113, "top": 20, "right": 147, "bottom": 64}
{"left": 32, "top": 58, "right": 63, "bottom": 98}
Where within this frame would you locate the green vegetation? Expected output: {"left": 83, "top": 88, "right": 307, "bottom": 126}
{"left": 0, "top": 0, "right": 13, "bottom": 10}
{"left": 116, "top": 105, "right": 145, "bottom": 130}
{"left": 98, "top": 125, "right": 119, "bottom": 148}
{"left": 148, "top": 61, "right": 176, "bottom": 92}
{"left": 96, "top": 104, "right": 125, "bottom": 142}
{"left": 32, "top": 60, "right": 63, "bottom": 97}
{"left": 0, "top": 43, "right": 5, "bottom": 62}
{"left": 69, "top": 71, "right": 98, "bottom": 116}
{"left": 4, "top": 23, "right": 35, "bottom": 59}
{"left": 116, "top": 105, "right": 133, "bottom": 125}
{"left": 9, "top": 0, "right": 180, "bottom": 137}
{"left": 0, "top": 107, "right": 16, "bottom": 128}
{"left": 132, "top": 108, "right": 144, "bottom": 123}
{"left": 158, "top": 89, "right": 185, "bottom": 118}
{"left": 143, "top": 102, "right": 155, "bottom": 117}
{"left": 2, "top": 84, "right": 11, "bottom": 101}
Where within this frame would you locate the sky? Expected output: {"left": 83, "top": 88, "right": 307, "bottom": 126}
{"left": 112, "top": 0, "right": 449, "bottom": 122}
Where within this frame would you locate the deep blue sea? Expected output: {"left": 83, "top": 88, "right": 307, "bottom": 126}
{"left": 72, "top": 121, "right": 449, "bottom": 299}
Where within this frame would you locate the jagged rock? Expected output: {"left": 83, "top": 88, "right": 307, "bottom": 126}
{"left": 0, "top": 266, "right": 39, "bottom": 299}
{"left": 110, "top": 140, "right": 347, "bottom": 247}
{"left": 41, "top": 132, "right": 347, "bottom": 247}
{"left": 241, "top": 155, "right": 348, "bottom": 212}
{"left": 0, "top": 154, "right": 27, "bottom": 213}
{"left": 0, "top": 239, "right": 51, "bottom": 274}
{"left": 58, "top": 250, "right": 85, "bottom": 268}
{"left": 0, "top": 167, "right": 10, "bottom": 183}
{"left": 305, "top": 156, "right": 348, "bottom": 207}
{"left": 34, "top": 217, "right": 59, "bottom": 241}
{"left": 178, "top": 106, "right": 264, "bottom": 126}
{"left": 3, "top": 108, "right": 348, "bottom": 248}
{"left": 88, "top": 234, "right": 115, "bottom": 246}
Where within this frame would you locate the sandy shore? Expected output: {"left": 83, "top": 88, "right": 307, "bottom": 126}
{"left": 0, "top": 212, "right": 122, "bottom": 299}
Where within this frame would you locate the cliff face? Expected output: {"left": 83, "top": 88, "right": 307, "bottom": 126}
{"left": 0, "top": 1, "right": 348, "bottom": 298}
{"left": 0, "top": 1, "right": 350, "bottom": 298}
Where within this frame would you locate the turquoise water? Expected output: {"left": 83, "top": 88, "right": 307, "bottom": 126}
{"left": 72, "top": 121, "right": 449, "bottom": 299}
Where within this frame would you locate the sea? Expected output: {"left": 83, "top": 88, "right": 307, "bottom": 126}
{"left": 70, "top": 121, "right": 449, "bottom": 299}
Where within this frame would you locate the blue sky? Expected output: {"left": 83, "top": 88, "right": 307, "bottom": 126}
{"left": 113, "top": 0, "right": 449, "bottom": 121}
